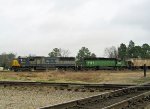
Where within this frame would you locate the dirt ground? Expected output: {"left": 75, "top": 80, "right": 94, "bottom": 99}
{"left": 0, "top": 70, "right": 150, "bottom": 84}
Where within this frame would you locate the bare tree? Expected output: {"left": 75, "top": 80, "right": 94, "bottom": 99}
{"left": 60, "top": 49, "right": 70, "bottom": 57}
{"left": 104, "top": 46, "right": 118, "bottom": 58}
{"left": 49, "top": 48, "right": 70, "bottom": 57}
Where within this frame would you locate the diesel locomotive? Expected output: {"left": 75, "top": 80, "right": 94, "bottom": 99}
{"left": 11, "top": 56, "right": 76, "bottom": 71}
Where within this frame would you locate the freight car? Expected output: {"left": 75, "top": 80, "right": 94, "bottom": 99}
{"left": 82, "top": 58, "right": 127, "bottom": 70}
{"left": 127, "top": 58, "right": 150, "bottom": 69}
{"left": 11, "top": 56, "right": 76, "bottom": 71}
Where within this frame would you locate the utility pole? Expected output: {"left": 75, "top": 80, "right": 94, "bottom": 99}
{"left": 144, "top": 64, "right": 147, "bottom": 77}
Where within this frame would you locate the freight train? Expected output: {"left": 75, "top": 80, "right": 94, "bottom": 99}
{"left": 11, "top": 56, "right": 150, "bottom": 71}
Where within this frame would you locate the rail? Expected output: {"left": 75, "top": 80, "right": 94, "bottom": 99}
{"left": 39, "top": 83, "right": 150, "bottom": 109}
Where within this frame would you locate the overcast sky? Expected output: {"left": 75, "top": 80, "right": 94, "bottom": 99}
{"left": 0, "top": 0, "right": 150, "bottom": 57}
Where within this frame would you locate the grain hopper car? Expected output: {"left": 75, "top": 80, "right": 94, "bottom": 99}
{"left": 127, "top": 58, "right": 150, "bottom": 69}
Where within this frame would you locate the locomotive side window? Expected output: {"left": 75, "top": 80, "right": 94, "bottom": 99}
{"left": 87, "top": 61, "right": 94, "bottom": 65}
{"left": 45, "top": 59, "right": 56, "bottom": 64}
{"left": 29, "top": 58, "right": 34, "bottom": 61}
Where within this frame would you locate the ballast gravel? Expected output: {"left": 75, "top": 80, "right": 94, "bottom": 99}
{"left": 0, "top": 85, "right": 104, "bottom": 109}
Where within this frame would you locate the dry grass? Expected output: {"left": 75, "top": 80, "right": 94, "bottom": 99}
{"left": 0, "top": 70, "right": 150, "bottom": 84}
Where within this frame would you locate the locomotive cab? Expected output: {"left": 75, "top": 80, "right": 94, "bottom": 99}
{"left": 11, "top": 59, "right": 21, "bottom": 71}
{"left": 11, "top": 56, "right": 28, "bottom": 72}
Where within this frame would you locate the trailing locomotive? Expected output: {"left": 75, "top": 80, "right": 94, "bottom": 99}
{"left": 82, "top": 58, "right": 127, "bottom": 70}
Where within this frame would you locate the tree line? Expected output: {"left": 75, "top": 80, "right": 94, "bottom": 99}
{"left": 0, "top": 47, "right": 96, "bottom": 69}
{"left": 0, "top": 53, "right": 16, "bottom": 69}
{"left": 105, "top": 40, "right": 150, "bottom": 60}
{"left": 48, "top": 40, "right": 150, "bottom": 62}
{"left": 48, "top": 47, "right": 96, "bottom": 65}
{"left": 0, "top": 40, "right": 150, "bottom": 69}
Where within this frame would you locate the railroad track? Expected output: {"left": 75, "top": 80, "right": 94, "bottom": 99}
{"left": 1, "top": 81, "right": 150, "bottom": 109}
{"left": 0, "top": 81, "right": 134, "bottom": 92}
{"left": 40, "top": 84, "right": 150, "bottom": 109}
{"left": 103, "top": 91, "right": 150, "bottom": 109}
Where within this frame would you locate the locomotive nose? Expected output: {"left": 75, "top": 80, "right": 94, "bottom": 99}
{"left": 12, "top": 59, "right": 20, "bottom": 67}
